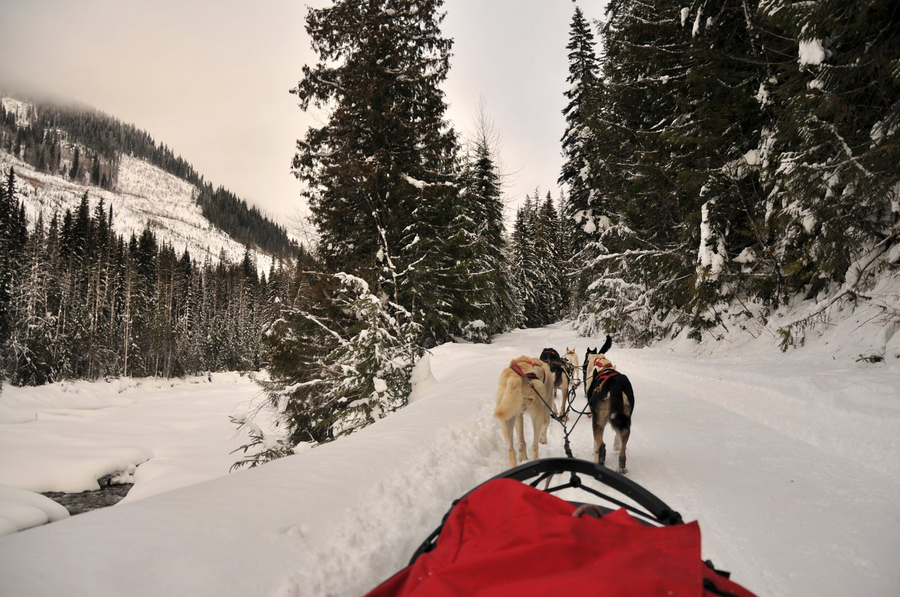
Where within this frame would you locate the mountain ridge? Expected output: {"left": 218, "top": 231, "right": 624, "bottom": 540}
{"left": 0, "top": 92, "right": 299, "bottom": 263}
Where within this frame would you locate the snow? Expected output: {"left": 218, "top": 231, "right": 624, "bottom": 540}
{"left": 698, "top": 200, "right": 725, "bottom": 276}
{"left": 1, "top": 98, "right": 31, "bottom": 127}
{"left": 755, "top": 82, "right": 771, "bottom": 106}
{"left": 401, "top": 174, "right": 427, "bottom": 189}
{"left": 1, "top": 322, "right": 899, "bottom": 597}
{"left": 799, "top": 39, "right": 826, "bottom": 65}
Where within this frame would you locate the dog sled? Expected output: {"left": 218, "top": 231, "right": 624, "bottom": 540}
{"left": 365, "top": 457, "right": 757, "bottom": 596}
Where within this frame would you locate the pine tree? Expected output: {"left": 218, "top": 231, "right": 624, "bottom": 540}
{"left": 257, "top": 267, "right": 421, "bottom": 448}
{"left": 0, "top": 169, "right": 19, "bottom": 376}
{"left": 510, "top": 195, "right": 543, "bottom": 327}
{"left": 69, "top": 146, "right": 81, "bottom": 181}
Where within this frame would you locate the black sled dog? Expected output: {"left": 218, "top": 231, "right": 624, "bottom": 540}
{"left": 539, "top": 347, "right": 572, "bottom": 418}
{"left": 584, "top": 336, "right": 635, "bottom": 474}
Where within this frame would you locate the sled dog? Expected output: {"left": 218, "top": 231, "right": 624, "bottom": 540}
{"left": 540, "top": 348, "right": 572, "bottom": 419}
{"left": 494, "top": 356, "right": 555, "bottom": 468}
{"left": 584, "top": 337, "right": 635, "bottom": 474}
{"left": 565, "top": 347, "right": 581, "bottom": 387}
{"left": 582, "top": 335, "right": 613, "bottom": 395}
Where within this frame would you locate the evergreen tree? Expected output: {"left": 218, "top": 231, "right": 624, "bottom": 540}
{"left": 559, "top": 5, "right": 602, "bottom": 307}
{"left": 510, "top": 195, "right": 542, "bottom": 326}
{"left": 69, "top": 146, "right": 81, "bottom": 181}
{"left": 458, "top": 112, "right": 519, "bottom": 338}
{"left": 0, "top": 169, "right": 21, "bottom": 378}
{"left": 534, "top": 191, "right": 563, "bottom": 325}
{"left": 760, "top": 0, "right": 900, "bottom": 301}
{"left": 91, "top": 154, "right": 101, "bottom": 186}
{"left": 291, "top": 0, "right": 460, "bottom": 343}
{"left": 257, "top": 271, "right": 421, "bottom": 449}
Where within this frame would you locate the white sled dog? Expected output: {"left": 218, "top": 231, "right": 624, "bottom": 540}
{"left": 565, "top": 347, "right": 581, "bottom": 387}
{"left": 493, "top": 356, "right": 555, "bottom": 469}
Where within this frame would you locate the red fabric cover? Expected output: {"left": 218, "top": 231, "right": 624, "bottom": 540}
{"left": 365, "top": 478, "right": 757, "bottom": 597}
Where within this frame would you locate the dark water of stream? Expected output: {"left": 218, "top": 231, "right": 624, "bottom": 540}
{"left": 42, "top": 483, "right": 133, "bottom": 516}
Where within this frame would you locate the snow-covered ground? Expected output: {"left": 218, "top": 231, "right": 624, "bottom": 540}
{"left": 0, "top": 322, "right": 898, "bottom": 597}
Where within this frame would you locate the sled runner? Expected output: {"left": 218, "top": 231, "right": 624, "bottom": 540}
{"left": 365, "top": 458, "right": 757, "bottom": 596}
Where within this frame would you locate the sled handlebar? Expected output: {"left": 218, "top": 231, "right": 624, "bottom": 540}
{"left": 409, "top": 458, "right": 683, "bottom": 565}
{"left": 497, "top": 458, "right": 684, "bottom": 527}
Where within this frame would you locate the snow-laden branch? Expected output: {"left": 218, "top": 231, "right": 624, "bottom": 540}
{"left": 299, "top": 312, "right": 351, "bottom": 348}
{"left": 779, "top": 228, "right": 900, "bottom": 331}
{"left": 824, "top": 122, "right": 873, "bottom": 176}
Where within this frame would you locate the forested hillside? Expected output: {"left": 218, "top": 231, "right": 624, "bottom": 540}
{"left": 0, "top": 94, "right": 298, "bottom": 258}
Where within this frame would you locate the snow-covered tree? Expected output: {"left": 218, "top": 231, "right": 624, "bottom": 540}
{"left": 258, "top": 271, "right": 422, "bottom": 448}
{"left": 559, "top": 5, "right": 603, "bottom": 306}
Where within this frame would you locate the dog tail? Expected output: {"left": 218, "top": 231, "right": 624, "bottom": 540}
{"left": 494, "top": 365, "right": 524, "bottom": 421}
{"left": 608, "top": 384, "right": 631, "bottom": 431}
{"left": 610, "top": 411, "right": 631, "bottom": 431}
{"left": 599, "top": 335, "right": 612, "bottom": 355}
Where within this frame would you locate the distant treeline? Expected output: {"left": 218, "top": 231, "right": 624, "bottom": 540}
{"left": 0, "top": 167, "right": 309, "bottom": 386}
{"left": 0, "top": 94, "right": 300, "bottom": 259}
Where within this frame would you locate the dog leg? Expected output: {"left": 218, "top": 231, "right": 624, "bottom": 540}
{"left": 516, "top": 414, "right": 527, "bottom": 462}
{"left": 595, "top": 443, "right": 606, "bottom": 467}
{"left": 500, "top": 417, "right": 517, "bottom": 468}
{"left": 616, "top": 428, "right": 630, "bottom": 474}
{"left": 530, "top": 410, "right": 544, "bottom": 462}
{"left": 592, "top": 420, "right": 607, "bottom": 467}
{"left": 592, "top": 399, "right": 610, "bottom": 466}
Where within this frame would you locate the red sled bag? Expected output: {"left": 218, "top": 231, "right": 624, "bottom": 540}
{"left": 365, "top": 459, "right": 756, "bottom": 597}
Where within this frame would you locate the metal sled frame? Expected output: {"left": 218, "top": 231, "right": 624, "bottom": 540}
{"left": 409, "top": 457, "right": 684, "bottom": 565}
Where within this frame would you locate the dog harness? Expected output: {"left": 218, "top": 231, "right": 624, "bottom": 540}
{"left": 510, "top": 359, "right": 546, "bottom": 382}
{"left": 589, "top": 355, "right": 613, "bottom": 370}
{"left": 589, "top": 367, "right": 619, "bottom": 398}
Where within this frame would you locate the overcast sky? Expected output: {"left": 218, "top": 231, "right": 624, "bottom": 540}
{"left": 0, "top": 0, "right": 606, "bottom": 231}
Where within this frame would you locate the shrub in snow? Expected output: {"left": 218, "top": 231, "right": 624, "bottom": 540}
{"left": 461, "top": 319, "right": 489, "bottom": 344}
{"left": 247, "top": 272, "right": 423, "bottom": 466}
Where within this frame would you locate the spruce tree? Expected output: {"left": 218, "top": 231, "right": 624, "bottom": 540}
{"left": 291, "top": 0, "right": 460, "bottom": 343}
{"left": 559, "top": 5, "right": 602, "bottom": 306}
{"left": 760, "top": 0, "right": 900, "bottom": 299}
{"left": 458, "top": 111, "right": 518, "bottom": 338}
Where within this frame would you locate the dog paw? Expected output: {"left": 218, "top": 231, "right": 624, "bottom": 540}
{"left": 617, "top": 467, "right": 628, "bottom": 475}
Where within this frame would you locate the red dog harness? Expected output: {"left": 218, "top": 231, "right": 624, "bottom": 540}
{"left": 511, "top": 359, "right": 546, "bottom": 382}
{"left": 589, "top": 367, "right": 619, "bottom": 398}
